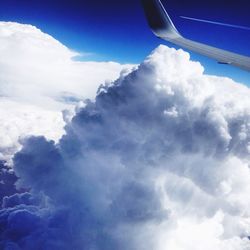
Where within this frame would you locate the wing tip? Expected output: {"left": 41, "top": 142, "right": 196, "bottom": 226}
{"left": 141, "top": 0, "right": 181, "bottom": 39}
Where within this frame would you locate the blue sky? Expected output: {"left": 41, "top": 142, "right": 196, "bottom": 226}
{"left": 0, "top": 0, "right": 249, "bottom": 85}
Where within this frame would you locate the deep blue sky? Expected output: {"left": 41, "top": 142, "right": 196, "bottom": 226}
{"left": 0, "top": 0, "right": 249, "bottom": 85}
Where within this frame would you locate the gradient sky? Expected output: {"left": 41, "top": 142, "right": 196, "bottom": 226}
{"left": 0, "top": 0, "right": 249, "bottom": 85}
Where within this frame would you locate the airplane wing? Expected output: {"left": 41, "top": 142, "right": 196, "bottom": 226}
{"left": 141, "top": 0, "right": 250, "bottom": 72}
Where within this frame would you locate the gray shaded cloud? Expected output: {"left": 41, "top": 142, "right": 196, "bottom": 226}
{"left": 1, "top": 45, "right": 250, "bottom": 250}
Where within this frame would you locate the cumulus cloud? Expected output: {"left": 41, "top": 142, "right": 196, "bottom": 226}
{"left": 0, "top": 99, "right": 65, "bottom": 161}
{"left": 0, "top": 21, "right": 131, "bottom": 105}
{"left": 1, "top": 45, "right": 250, "bottom": 250}
{"left": 0, "top": 22, "right": 131, "bottom": 160}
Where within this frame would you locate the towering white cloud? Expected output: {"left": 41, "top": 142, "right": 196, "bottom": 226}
{"left": 0, "top": 22, "right": 132, "bottom": 160}
{"left": 1, "top": 45, "right": 249, "bottom": 249}
{"left": 0, "top": 21, "right": 131, "bottom": 104}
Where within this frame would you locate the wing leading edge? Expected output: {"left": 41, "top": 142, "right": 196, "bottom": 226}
{"left": 141, "top": 0, "right": 250, "bottom": 72}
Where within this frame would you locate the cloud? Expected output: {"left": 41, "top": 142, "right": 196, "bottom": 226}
{"left": 0, "top": 21, "right": 131, "bottom": 105}
{"left": 0, "top": 99, "right": 65, "bottom": 162}
{"left": 1, "top": 45, "right": 250, "bottom": 249}
{"left": 0, "top": 22, "right": 132, "bottom": 160}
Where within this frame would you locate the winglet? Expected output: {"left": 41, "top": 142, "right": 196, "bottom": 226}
{"left": 141, "top": 0, "right": 181, "bottom": 40}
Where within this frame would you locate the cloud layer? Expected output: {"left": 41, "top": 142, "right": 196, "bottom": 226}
{"left": 1, "top": 44, "right": 250, "bottom": 249}
{"left": 0, "top": 22, "right": 131, "bottom": 160}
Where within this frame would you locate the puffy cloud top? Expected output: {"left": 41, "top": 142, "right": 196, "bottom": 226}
{"left": 1, "top": 45, "right": 250, "bottom": 250}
